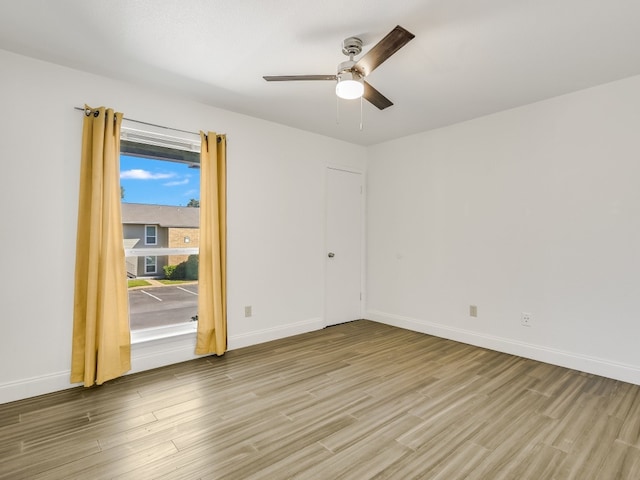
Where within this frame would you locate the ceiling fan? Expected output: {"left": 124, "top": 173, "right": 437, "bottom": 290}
{"left": 263, "top": 25, "right": 415, "bottom": 110}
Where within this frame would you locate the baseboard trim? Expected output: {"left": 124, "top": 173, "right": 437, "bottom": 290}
{"left": 0, "top": 317, "right": 325, "bottom": 404}
{"left": 0, "top": 371, "right": 75, "bottom": 405}
{"left": 366, "top": 309, "right": 640, "bottom": 386}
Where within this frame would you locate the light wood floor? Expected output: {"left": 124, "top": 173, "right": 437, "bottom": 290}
{"left": 2, "top": 320, "right": 640, "bottom": 479}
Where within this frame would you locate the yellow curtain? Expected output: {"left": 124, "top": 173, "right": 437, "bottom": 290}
{"left": 196, "top": 132, "right": 227, "bottom": 355}
{"left": 71, "top": 106, "right": 131, "bottom": 386}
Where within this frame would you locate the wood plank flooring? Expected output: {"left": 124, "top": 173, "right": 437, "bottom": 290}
{"left": 1, "top": 320, "right": 640, "bottom": 479}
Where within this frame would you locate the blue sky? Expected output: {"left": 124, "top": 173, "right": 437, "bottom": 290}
{"left": 120, "top": 155, "right": 200, "bottom": 206}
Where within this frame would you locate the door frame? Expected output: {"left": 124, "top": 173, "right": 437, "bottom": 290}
{"left": 323, "top": 164, "right": 366, "bottom": 327}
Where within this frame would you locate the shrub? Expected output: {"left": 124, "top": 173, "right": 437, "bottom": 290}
{"left": 163, "top": 264, "right": 178, "bottom": 279}
{"left": 173, "top": 262, "right": 187, "bottom": 279}
{"left": 163, "top": 255, "right": 198, "bottom": 280}
{"left": 184, "top": 254, "right": 199, "bottom": 280}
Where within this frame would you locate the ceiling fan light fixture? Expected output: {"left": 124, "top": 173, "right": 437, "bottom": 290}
{"left": 335, "top": 71, "right": 364, "bottom": 100}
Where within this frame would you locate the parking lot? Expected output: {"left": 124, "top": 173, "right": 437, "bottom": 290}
{"left": 128, "top": 283, "right": 198, "bottom": 330}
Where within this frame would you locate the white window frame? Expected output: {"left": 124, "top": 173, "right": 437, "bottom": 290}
{"left": 120, "top": 122, "right": 202, "bottom": 344}
{"left": 145, "top": 225, "right": 158, "bottom": 245}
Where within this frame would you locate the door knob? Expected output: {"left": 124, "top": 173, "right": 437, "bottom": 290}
{"left": 328, "top": 252, "right": 335, "bottom": 258}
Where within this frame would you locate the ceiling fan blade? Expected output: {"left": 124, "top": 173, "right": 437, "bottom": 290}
{"left": 354, "top": 25, "right": 415, "bottom": 77}
{"left": 263, "top": 75, "right": 336, "bottom": 81}
{"left": 363, "top": 81, "right": 393, "bottom": 110}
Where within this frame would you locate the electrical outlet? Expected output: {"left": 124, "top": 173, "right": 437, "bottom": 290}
{"left": 244, "top": 306, "right": 252, "bottom": 317}
{"left": 521, "top": 312, "right": 532, "bottom": 327}
{"left": 469, "top": 305, "right": 478, "bottom": 317}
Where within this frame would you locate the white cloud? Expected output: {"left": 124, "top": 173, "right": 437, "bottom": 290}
{"left": 183, "top": 189, "right": 198, "bottom": 196}
{"left": 163, "top": 179, "right": 189, "bottom": 186}
{"left": 120, "top": 169, "right": 175, "bottom": 180}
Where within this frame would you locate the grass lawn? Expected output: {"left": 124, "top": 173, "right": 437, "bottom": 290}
{"left": 128, "top": 279, "right": 152, "bottom": 288}
{"left": 158, "top": 279, "right": 197, "bottom": 285}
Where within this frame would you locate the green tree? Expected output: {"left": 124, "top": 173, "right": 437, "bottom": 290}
{"left": 121, "top": 186, "right": 125, "bottom": 199}
{"left": 186, "top": 198, "right": 200, "bottom": 207}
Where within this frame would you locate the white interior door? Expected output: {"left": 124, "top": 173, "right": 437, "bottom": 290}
{"left": 325, "top": 167, "right": 362, "bottom": 326}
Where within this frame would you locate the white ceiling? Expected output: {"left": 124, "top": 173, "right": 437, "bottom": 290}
{"left": 2, "top": 0, "right": 640, "bottom": 146}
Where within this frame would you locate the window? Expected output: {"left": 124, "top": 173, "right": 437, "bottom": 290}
{"left": 145, "top": 255, "right": 157, "bottom": 274}
{"left": 145, "top": 225, "right": 157, "bottom": 245}
{"left": 120, "top": 125, "right": 201, "bottom": 334}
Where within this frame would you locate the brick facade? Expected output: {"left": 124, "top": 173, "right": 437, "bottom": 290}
{"left": 168, "top": 227, "right": 200, "bottom": 266}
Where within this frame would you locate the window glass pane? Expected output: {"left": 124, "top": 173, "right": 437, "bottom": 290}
{"left": 121, "top": 152, "right": 200, "bottom": 331}
{"left": 145, "top": 225, "right": 157, "bottom": 244}
{"left": 145, "top": 256, "right": 156, "bottom": 274}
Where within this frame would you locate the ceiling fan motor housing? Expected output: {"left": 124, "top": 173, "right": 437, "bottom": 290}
{"left": 337, "top": 60, "right": 358, "bottom": 76}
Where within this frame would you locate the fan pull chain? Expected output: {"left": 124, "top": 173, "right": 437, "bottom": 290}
{"left": 336, "top": 95, "right": 340, "bottom": 125}
{"left": 360, "top": 96, "right": 364, "bottom": 131}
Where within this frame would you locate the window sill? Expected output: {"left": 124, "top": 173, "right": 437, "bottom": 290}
{"left": 131, "top": 322, "right": 197, "bottom": 344}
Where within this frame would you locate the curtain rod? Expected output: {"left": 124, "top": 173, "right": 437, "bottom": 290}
{"left": 74, "top": 106, "right": 199, "bottom": 136}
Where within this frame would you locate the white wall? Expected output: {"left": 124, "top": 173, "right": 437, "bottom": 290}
{"left": 0, "top": 49, "right": 366, "bottom": 403}
{"left": 366, "top": 74, "right": 640, "bottom": 384}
